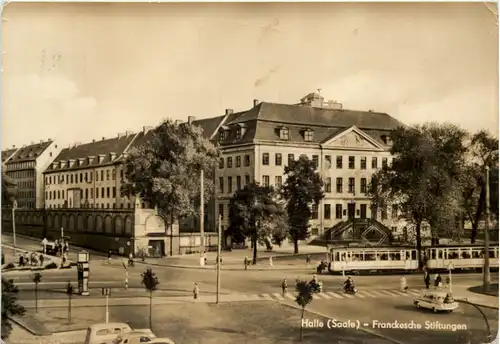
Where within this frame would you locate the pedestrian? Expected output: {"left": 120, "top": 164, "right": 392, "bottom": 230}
{"left": 281, "top": 278, "right": 288, "bottom": 297}
{"left": 39, "top": 253, "right": 44, "bottom": 267}
{"left": 435, "top": 273, "right": 442, "bottom": 288}
{"left": 19, "top": 254, "right": 24, "bottom": 267}
{"left": 306, "top": 255, "right": 311, "bottom": 267}
{"left": 269, "top": 256, "right": 273, "bottom": 266}
{"left": 203, "top": 251, "right": 207, "bottom": 265}
{"left": 244, "top": 256, "right": 248, "bottom": 270}
{"left": 445, "top": 276, "right": 450, "bottom": 286}
{"left": 24, "top": 252, "right": 30, "bottom": 266}
{"left": 193, "top": 283, "right": 199, "bottom": 300}
{"left": 108, "top": 250, "right": 112, "bottom": 264}
{"left": 42, "top": 238, "right": 48, "bottom": 255}
{"left": 424, "top": 273, "right": 430, "bottom": 289}
{"left": 400, "top": 276, "right": 408, "bottom": 292}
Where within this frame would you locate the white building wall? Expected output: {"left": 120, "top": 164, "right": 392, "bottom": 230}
{"left": 35, "top": 141, "right": 62, "bottom": 209}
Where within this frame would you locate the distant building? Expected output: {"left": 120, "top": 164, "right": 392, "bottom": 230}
{"left": 192, "top": 92, "right": 404, "bottom": 242}
{"left": 4, "top": 140, "right": 61, "bottom": 209}
{"left": 43, "top": 127, "right": 153, "bottom": 210}
{"left": 2, "top": 147, "right": 19, "bottom": 166}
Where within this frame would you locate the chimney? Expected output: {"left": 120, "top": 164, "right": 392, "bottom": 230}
{"left": 12, "top": 145, "right": 15, "bottom": 148}
{"left": 225, "top": 109, "right": 234, "bottom": 115}
{"left": 188, "top": 116, "right": 195, "bottom": 125}
{"left": 102, "top": 137, "right": 106, "bottom": 140}
{"left": 253, "top": 99, "right": 259, "bottom": 107}
{"left": 92, "top": 139, "right": 96, "bottom": 142}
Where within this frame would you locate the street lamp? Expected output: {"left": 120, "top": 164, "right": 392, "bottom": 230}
{"left": 483, "top": 166, "right": 491, "bottom": 292}
{"left": 12, "top": 199, "right": 17, "bottom": 256}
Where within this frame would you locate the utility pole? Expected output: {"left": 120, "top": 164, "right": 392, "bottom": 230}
{"left": 12, "top": 199, "right": 17, "bottom": 256}
{"left": 200, "top": 169, "right": 205, "bottom": 266}
{"left": 483, "top": 166, "right": 491, "bottom": 292}
{"left": 216, "top": 215, "right": 221, "bottom": 304}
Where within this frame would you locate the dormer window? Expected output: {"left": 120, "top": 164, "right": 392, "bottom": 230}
{"left": 235, "top": 127, "right": 242, "bottom": 140}
{"left": 303, "top": 128, "right": 314, "bottom": 142}
{"left": 279, "top": 127, "right": 290, "bottom": 140}
{"left": 381, "top": 135, "right": 388, "bottom": 144}
{"left": 98, "top": 154, "right": 105, "bottom": 164}
{"left": 219, "top": 130, "right": 226, "bottom": 141}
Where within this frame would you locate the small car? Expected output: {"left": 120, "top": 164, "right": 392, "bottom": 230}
{"left": 112, "top": 333, "right": 175, "bottom": 344}
{"left": 84, "top": 323, "right": 155, "bottom": 344}
{"left": 44, "top": 241, "right": 58, "bottom": 255}
{"left": 413, "top": 290, "right": 459, "bottom": 313}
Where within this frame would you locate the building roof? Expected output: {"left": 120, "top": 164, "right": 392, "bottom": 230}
{"left": 7, "top": 141, "right": 53, "bottom": 163}
{"left": 192, "top": 115, "right": 227, "bottom": 140}
{"left": 44, "top": 133, "right": 141, "bottom": 173}
{"left": 2, "top": 148, "right": 18, "bottom": 164}
{"left": 194, "top": 97, "right": 404, "bottom": 146}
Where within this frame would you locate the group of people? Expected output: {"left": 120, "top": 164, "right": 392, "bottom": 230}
{"left": 18, "top": 251, "right": 45, "bottom": 267}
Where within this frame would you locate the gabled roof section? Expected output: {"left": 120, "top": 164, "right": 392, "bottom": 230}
{"left": 2, "top": 148, "right": 19, "bottom": 164}
{"left": 8, "top": 141, "right": 53, "bottom": 163}
{"left": 192, "top": 115, "right": 227, "bottom": 140}
{"left": 321, "top": 125, "right": 387, "bottom": 149}
{"left": 45, "top": 134, "right": 138, "bottom": 173}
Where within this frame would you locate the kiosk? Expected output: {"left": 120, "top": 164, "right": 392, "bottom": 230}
{"left": 77, "top": 251, "right": 90, "bottom": 296}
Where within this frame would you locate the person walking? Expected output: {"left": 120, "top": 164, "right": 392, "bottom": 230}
{"left": 434, "top": 273, "right": 442, "bottom": 288}
{"left": 400, "top": 276, "right": 408, "bottom": 293}
{"left": 39, "top": 253, "right": 44, "bottom": 267}
{"left": 108, "top": 250, "right": 112, "bottom": 264}
{"left": 244, "top": 256, "right": 249, "bottom": 270}
{"left": 424, "top": 272, "right": 430, "bottom": 289}
{"left": 281, "top": 278, "right": 288, "bottom": 297}
{"left": 193, "top": 283, "right": 199, "bottom": 300}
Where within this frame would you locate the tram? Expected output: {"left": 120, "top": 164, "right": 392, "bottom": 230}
{"left": 328, "top": 244, "right": 499, "bottom": 274}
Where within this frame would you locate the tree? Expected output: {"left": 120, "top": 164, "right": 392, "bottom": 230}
{"left": 461, "top": 130, "right": 499, "bottom": 243}
{"left": 31, "top": 272, "right": 42, "bottom": 313}
{"left": 121, "top": 119, "right": 220, "bottom": 234}
{"left": 141, "top": 268, "right": 159, "bottom": 330}
{"left": 368, "top": 123, "right": 468, "bottom": 267}
{"left": 1, "top": 278, "right": 25, "bottom": 340}
{"left": 2, "top": 172, "right": 17, "bottom": 207}
{"left": 295, "top": 280, "right": 313, "bottom": 342}
{"left": 227, "top": 182, "right": 285, "bottom": 264}
{"left": 66, "top": 282, "right": 73, "bottom": 323}
{"left": 282, "top": 155, "right": 324, "bottom": 254}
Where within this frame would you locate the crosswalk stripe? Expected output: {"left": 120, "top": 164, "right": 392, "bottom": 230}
{"left": 354, "top": 291, "right": 366, "bottom": 298}
{"left": 380, "top": 290, "right": 399, "bottom": 297}
{"left": 408, "top": 290, "right": 421, "bottom": 297}
{"left": 284, "top": 293, "right": 295, "bottom": 300}
{"left": 358, "top": 291, "right": 376, "bottom": 298}
{"left": 343, "top": 293, "right": 355, "bottom": 298}
{"left": 248, "top": 294, "right": 261, "bottom": 300}
{"left": 273, "top": 293, "right": 285, "bottom": 300}
{"left": 326, "top": 292, "right": 343, "bottom": 299}
{"left": 393, "top": 290, "right": 410, "bottom": 297}
{"left": 319, "top": 293, "right": 331, "bottom": 299}
{"left": 312, "top": 294, "right": 321, "bottom": 299}
{"left": 369, "top": 291, "right": 387, "bottom": 297}
{"left": 261, "top": 294, "right": 274, "bottom": 301}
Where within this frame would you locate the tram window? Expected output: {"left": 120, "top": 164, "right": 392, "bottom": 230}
{"left": 448, "top": 250, "right": 459, "bottom": 259}
{"left": 430, "top": 249, "right": 436, "bottom": 259}
{"left": 365, "top": 252, "right": 376, "bottom": 261}
{"left": 378, "top": 253, "right": 388, "bottom": 260}
{"left": 389, "top": 252, "right": 401, "bottom": 260}
{"left": 352, "top": 253, "right": 363, "bottom": 261}
{"left": 489, "top": 249, "right": 495, "bottom": 258}
{"left": 334, "top": 252, "right": 340, "bottom": 261}
{"left": 411, "top": 251, "right": 417, "bottom": 260}
{"left": 437, "top": 250, "right": 443, "bottom": 259}
{"left": 462, "top": 250, "right": 471, "bottom": 259}
{"left": 472, "top": 250, "right": 481, "bottom": 258}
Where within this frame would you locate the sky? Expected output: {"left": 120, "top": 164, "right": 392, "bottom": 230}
{"left": 1, "top": 2, "right": 498, "bottom": 149}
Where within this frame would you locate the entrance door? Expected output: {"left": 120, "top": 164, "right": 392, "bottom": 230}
{"left": 360, "top": 204, "right": 367, "bottom": 219}
{"left": 347, "top": 203, "right": 356, "bottom": 220}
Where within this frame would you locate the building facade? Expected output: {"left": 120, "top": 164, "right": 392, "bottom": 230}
{"left": 4, "top": 140, "right": 61, "bottom": 209}
{"left": 43, "top": 128, "right": 153, "bottom": 210}
{"left": 193, "top": 93, "right": 404, "bottom": 239}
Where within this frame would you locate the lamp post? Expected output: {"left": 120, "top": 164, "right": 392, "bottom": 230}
{"left": 483, "top": 166, "right": 491, "bottom": 292}
{"left": 12, "top": 199, "right": 17, "bottom": 256}
{"left": 200, "top": 169, "right": 205, "bottom": 266}
{"left": 216, "top": 215, "right": 222, "bottom": 304}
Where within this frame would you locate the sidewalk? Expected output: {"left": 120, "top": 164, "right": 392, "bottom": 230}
{"left": 1, "top": 244, "right": 71, "bottom": 272}
{"left": 451, "top": 284, "right": 499, "bottom": 309}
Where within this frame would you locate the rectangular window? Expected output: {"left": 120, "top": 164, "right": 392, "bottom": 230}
{"left": 325, "top": 177, "right": 332, "bottom": 193}
{"left": 262, "top": 175, "right": 270, "bottom": 187}
{"left": 360, "top": 157, "right": 367, "bottom": 170}
{"left": 106, "top": 170, "right": 110, "bottom": 180}
{"left": 244, "top": 155, "right": 250, "bottom": 166}
{"left": 275, "top": 153, "right": 282, "bottom": 166}
{"left": 311, "top": 204, "right": 318, "bottom": 219}
{"left": 262, "top": 153, "right": 269, "bottom": 165}
{"left": 392, "top": 204, "right": 398, "bottom": 219}
{"left": 336, "top": 177, "right": 343, "bottom": 193}
{"left": 112, "top": 170, "right": 116, "bottom": 180}
{"left": 236, "top": 176, "right": 241, "bottom": 190}
{"left": 335, "top": 204, "right": 343, "bottom": 219}
{"left": 348, "top": 156, "right": 355, "bottom": 169}
{"left": 107, "top": 187, "right": 110, "bottom": 198}
{"left": 95, "top": 171, "right": 99, "bottom": 182}
{"left": 245, "top": 175, "right": 250, "bottom": 185}
{"left": 112, "top": 187, "right": 116, "bottom": 198}
{"left": 91, "top": 188, "right": 94, "bottom": 198}
{"left": 275, "top": 176, "right": 282, "bottom": 188}
{"left": 85, "top": 189, "right": 88, "bottom": 199}
{"left": 219, "top": 158, "right": 224, "bottom": 169}
{"left": 336, "top": 156, "right": 343, "bottom": 169}
{"left": 236, "top": 156, "right": 241, "bottom": 168}
{"left": 382, "top": 157, "right": 388, "bottom": 168}
{"left": 288, "top": 154, "right": 294, "bottom": 165}
{"left": 348, "top": 178, "right": 355, "bottom": 193}
{"left": 372, "top": 157, "right": 378, "bottom": 169}
{"left": 227, "top": 157, "right": 233, "bottom": 168}
{"left": 101, "top": 171, "right": 104, "bottom": 181}
{"left": 70, "top": 175, "right": 74, "bottom": 183}
{"left": 119, "top": 170, "right": 123, "bottom": 180}
{"left": 361, "top": 178, "right": 367, "bottom": 194}
{"left": 312, "top": 155, "right": 319, "bottom": 168}
{"left": 228, "top": 177, "right": 233, "bottom": 193}
{"left": 325, "top": 155, "right": 332, "bottom": 169}
{"left": 324, "top": 204, "right": 331, "bottom": 219}
{"left": 219, "top": 204, "right": 224, "bottom": 220}
{"left": 80, "top": 173, "right": 83, "bottom": 183}
{"left": 101, "top": 187, "right": 105, "bottom": 198}
{"left": 219, "top": 177, "right": 224, "bottom": 193}
{"left": 360, "top": 204, "right": 367, "bottom": 219}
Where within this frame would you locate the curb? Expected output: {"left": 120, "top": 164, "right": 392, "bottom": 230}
{"left": 8, "top": 315, "right": 52, "bottom": 336}
{"left": 277, "top": 302, "right": 407, "bottom": 344}
{"left": 133, "top": 259, "right": 314, "bottom": 271}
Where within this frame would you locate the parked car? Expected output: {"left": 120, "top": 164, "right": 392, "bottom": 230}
{"left": 84, "top": 323, "right": 155, "bottom": 344}
{"left": 112, "top": 333, "right": 175, "bottom": 344}
{"left": 43, "top": 241, "right": 58, "bottom": 255}
{"left": 413, "top": 290, "right": 459, "bottom": 313}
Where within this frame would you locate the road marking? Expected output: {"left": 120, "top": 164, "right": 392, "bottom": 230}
{"left": 272, "top": 293, "right": 285, "bottom": 300}
{"left": 318, "top": 292, "right": 331, "bottom": 299}
{"left": 248, "top": 294, "right": 261, "bottom": 301}
{"left": 408, "top": 290, "right": 421, "bottom": 297}
{"left": 354, "top": 291, "right": 366, "bottom": 298}
{"left": 343, "top": 293, "right": 355, "bottom": 299}
{"left": 326, "top": 292, "right": 343, "bottom": 299}
{"left": 393, "top": 290, "right": 410, "bottom": 296}
{"left": 368, "top": 291, "right": 387, "bottom": 297}
{"left": 380, "top": 290, "right": 399, "bottom": 297}
{"left": 312, "top": 294, "right": 321, "bottom": 300}
{"left": 357, "top": 291, "right": 376, "bottom": 298}
{"left": 261, "top": 294, "right": 274, "bottom": 301}
{"left": 284, "top": 293, "right": 295, "bottom": 300}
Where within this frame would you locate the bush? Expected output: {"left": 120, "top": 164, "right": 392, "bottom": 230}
{"left": 44, "top": 262, "right": 58, "bottom": 270}
{"left": 4, "top": 263, "right": 15, "bottom": 270}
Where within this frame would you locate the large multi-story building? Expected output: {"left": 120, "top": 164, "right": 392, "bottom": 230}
{"left": 43, "top": 128, "right": 153, "bottom": 210}
{"left": 4, "top": 140, "right": 61, "bottom": 209}
{"left": 193, "top": 92, "right": 404, "bottom": 239}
